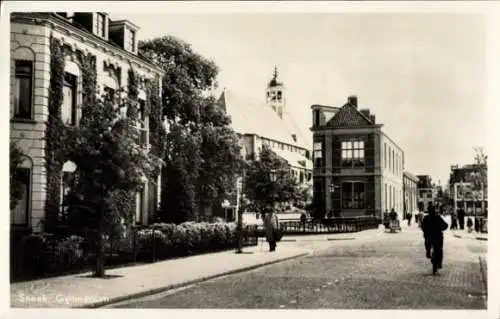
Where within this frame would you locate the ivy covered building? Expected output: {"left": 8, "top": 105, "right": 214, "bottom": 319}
{"left": 10, "top": 12, "right": 164, "bottom": 232}
{"left": 310, "top": 96, "right": 405, "bottom": 219}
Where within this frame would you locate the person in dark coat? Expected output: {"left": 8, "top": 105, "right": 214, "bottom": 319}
{"left": 263, "top": 207, "right": 280, "bottom": 252}
{"left": 450, "top": 210, "right": 458, "bottom": 230}
{"left": 421, "top": 204, "right": 449, "bottom": 275}
{"left": 457, "top": 208, "right": 465, "bottom": 230}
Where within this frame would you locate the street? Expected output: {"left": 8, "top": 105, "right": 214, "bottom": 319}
{"left": 108, "top": 224, "right": 487, "bottom": 309}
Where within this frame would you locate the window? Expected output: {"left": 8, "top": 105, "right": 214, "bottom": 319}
{"left": 384, "top": 183, "right": 388, "bottom": 211}
{"left": 95, "top": 13, "right": 106, "bottom": 37}
{"left": 341, "top": 140, "right": 365, "bottom": 167}
{"left": 62, "top": 73, "right": 77, "bottom": 125}
{"left": 136, "top": 99, "right": 149, "bottom": 147}
{"left": 277, "top": 91, "right": 282, "bottom": 101}
{"left": 11, "top": 167, "right": 31, "bottom": 225}
{"left": 313, "top": 141, "right": 322, "bottom": 167}
{"left": 135, "top": 184, "right": 146, "bottom": 224}
{"left": 60, "top": 161, "right": 76, "bottom": 213}
{"left": 14, "top": 60, "right": 33, "bottom": 120}
{"left": 342, "top": 182, "right": 365, "bottom": 209}
{"left": 384, "top": 143, "right": 387, "bottom": 169}
{"left": 125, "top": 28, "right": 136, "bottom": 52}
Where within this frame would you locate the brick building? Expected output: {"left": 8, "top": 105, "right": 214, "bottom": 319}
{"left": 10, "top": 12, "right": 163, "bottom": 232}
{"left": 310, "top": 96, "right": 404, "bottom": 219}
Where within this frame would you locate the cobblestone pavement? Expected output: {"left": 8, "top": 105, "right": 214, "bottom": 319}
{"left": 109, "top": 225, "right": 487, "bottom": 309}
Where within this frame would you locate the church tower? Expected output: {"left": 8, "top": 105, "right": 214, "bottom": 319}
{"left": 266, "top": 66, "right": 286, "bottom": 119}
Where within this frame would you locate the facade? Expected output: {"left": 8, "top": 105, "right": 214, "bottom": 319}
{"left": 449, "top": 164, "right": 487, "bottom": 215}
{"left": 10, "top": 12, "right": 164, "bottom": 232}
{"left": 216, "top": 68, "right": 313, "bottom": 220}
{"left": 403, "top": 171, "right": 419, "bottom": 216}
{"left": 416, "top": 175, "right": 436, "bottom": 212}
{"left": 311, "top": 96, "right": 404, "bottom": 219}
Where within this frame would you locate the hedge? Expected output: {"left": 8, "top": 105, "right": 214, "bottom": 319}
{"left": 14, "top": 221, "right": 255, "bottom": 281}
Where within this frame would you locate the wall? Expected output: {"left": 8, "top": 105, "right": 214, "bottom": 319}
{"left": 10, "top": 16, "right": 162, "bottom": 231}
{"left": 10, "top": 22, "right": 52, "bottom": 230}
{"left": 380, "top": 133, "right": 404, "bottom": 218}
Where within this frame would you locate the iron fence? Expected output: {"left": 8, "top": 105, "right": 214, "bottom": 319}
{"left": 11, "top": 224, "right": 259, "bottom": 282}
{"left": 254, "top": 216, "right": 380, "bottom": 236}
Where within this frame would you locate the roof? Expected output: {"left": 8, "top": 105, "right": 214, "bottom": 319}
{"left": 12, "top": 13, "right": 163, "bottom": 74}
{"left": 218, "top": 89, "right": 310, "bottom": 150}
{"left": 273, "top": 149, "right": 313, "bottom": 170}
{"left": 325, "top": 102, "right": 375, "bottom": 128}
{"left": 403, "top": 171, "right": 419, "bottom": 182}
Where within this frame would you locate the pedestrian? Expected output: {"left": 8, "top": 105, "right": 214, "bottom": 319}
{"left": 458, "top": 208, "right": 465, "bottom": 230}
{"left": 300, "top": 212, "right": 307, "bottom": 231}
{"left": 450, "top": 210, "right": 458, "bottom": 230}
{"left": 263, "top": 206, "right": 281, "bottom": 252}
{"left": 466, "top": 217, "right": 473, "bottom": 233}
{"left": 421, "top": 204, "right": 449, "bottom": 275}
{"left": 406, "top": 211, "right": 412, "bottom": 226}
{"left": 383, "top": 209, "right": 390, "bottom": 229}
{"left": 389, "top": 208, "right": 398, "bottom": 221}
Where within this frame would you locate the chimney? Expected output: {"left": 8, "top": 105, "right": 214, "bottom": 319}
{"left": 360, "top": 108, "right": 370, "bottom": 118}
{"left": 347, "top": 95, "right": 358, "bottom": 108}
{"left": 291, "top": 134, "right": 297, "bottom": 142}
{"left": 370, "top": 115, "right": 376, "bottom": 124}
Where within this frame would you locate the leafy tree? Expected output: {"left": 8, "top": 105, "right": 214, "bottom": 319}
{"left": 140, "top": 36, "right": 243, "bottom": 222}
{"left": 10, "top": 140, "right": 25, "bottom": 210}
{"left": 65, "top": 92, "right": 162, "bottom": 277}
{"left": 469, "top": 147, "right": 488, "bottom": 214}
{"left": 197, "top": 98, "right": 244, "bottom": 215}
{"left": 244, "top": 145, "right": 300, "bottom": 213}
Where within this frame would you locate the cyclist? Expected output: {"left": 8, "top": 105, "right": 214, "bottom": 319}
{"left": 421, "top": 203, "right": 449, "bottom": 275}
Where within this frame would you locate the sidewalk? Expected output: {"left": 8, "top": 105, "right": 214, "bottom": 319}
{"left": 11, "top": 245, "right": 309, "bottom": 308}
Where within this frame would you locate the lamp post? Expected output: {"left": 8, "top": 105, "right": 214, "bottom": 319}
{"left": 235, "top": 177, "right": 244, "bottom": 254}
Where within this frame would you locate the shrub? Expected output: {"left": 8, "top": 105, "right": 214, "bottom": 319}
{"left": 19, "top": 233, "right": 86, "bottom": 277}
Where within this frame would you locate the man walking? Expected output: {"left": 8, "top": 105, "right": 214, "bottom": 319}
{"left": 457, "top": 208, "right": 465, "bottom": 230}
{"left": 421, "top": 204, "right": 449, "bottom": 275}
{"left": 263, "top": 206, "right": 280, "bottom": 252}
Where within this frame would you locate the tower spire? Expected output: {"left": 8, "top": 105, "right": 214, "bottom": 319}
{"left": 273, "top": 65, "right": 278, "bottom": 81}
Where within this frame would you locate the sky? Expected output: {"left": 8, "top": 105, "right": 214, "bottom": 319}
{"left": 110, "top": 12, "right": 487, "bottom": 185}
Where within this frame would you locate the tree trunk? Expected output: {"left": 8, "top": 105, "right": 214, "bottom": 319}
{"left": 94, "top": 205, "right": 105, "bottom": 277}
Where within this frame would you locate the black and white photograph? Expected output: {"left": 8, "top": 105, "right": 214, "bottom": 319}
{"left": 3, "top": 0, "right": 497, "bottom": 315}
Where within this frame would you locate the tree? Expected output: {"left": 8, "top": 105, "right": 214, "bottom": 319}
{"left": 244, "top": 145, "right": 300, "bottom": 213}
{"left": 197, "top": 97, "right": 244, "bottom": 215}
{"left": 140, "top": 36, "right": 243, "bottom": 222}
{"left": 10, "top": 140, "right": 25, "bottom": 210}
{"left": 469, "top": 147, "right": 488, "bottom": 215}
{"left": 65, "top": 92, "right": 162, "bottom": 277}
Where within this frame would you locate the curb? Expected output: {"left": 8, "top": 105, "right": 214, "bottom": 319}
{"left": 453, "top": 233, "right": 488, "bottom": 241}
{"left": 79, "top": 251, "right": 309, "bottom": 309}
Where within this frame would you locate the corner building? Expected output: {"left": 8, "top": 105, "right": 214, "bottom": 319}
{"left": 310, "top": 96, "right": 404, "bottom": 219}
{"left": 10, "top": 12, "right": 163, "bottom": 232}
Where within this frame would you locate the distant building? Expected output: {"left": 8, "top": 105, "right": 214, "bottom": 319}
{"left": 416, "top": 175, "right": 437, "bottom": 212}
{"left": 449, "top": 164, "right": 487, "bottom": 215}
{"left": 310, "top": 95, "right": 405, "bottom": 219}
{"left": 403, "top": 171, "right": 419, "bottom": 215}
{"left": 216, "top": 68, "right": 313, "bottom": 220}
{"left": 10, "top": 12, "right": 163, "bottom": 232}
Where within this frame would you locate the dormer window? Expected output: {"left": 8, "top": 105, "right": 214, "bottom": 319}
{"left": 95, "top": 13, "right": 106, "bottom": 38}
{"left": 125, "top": 28, "right": 136, "bottom": 52}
